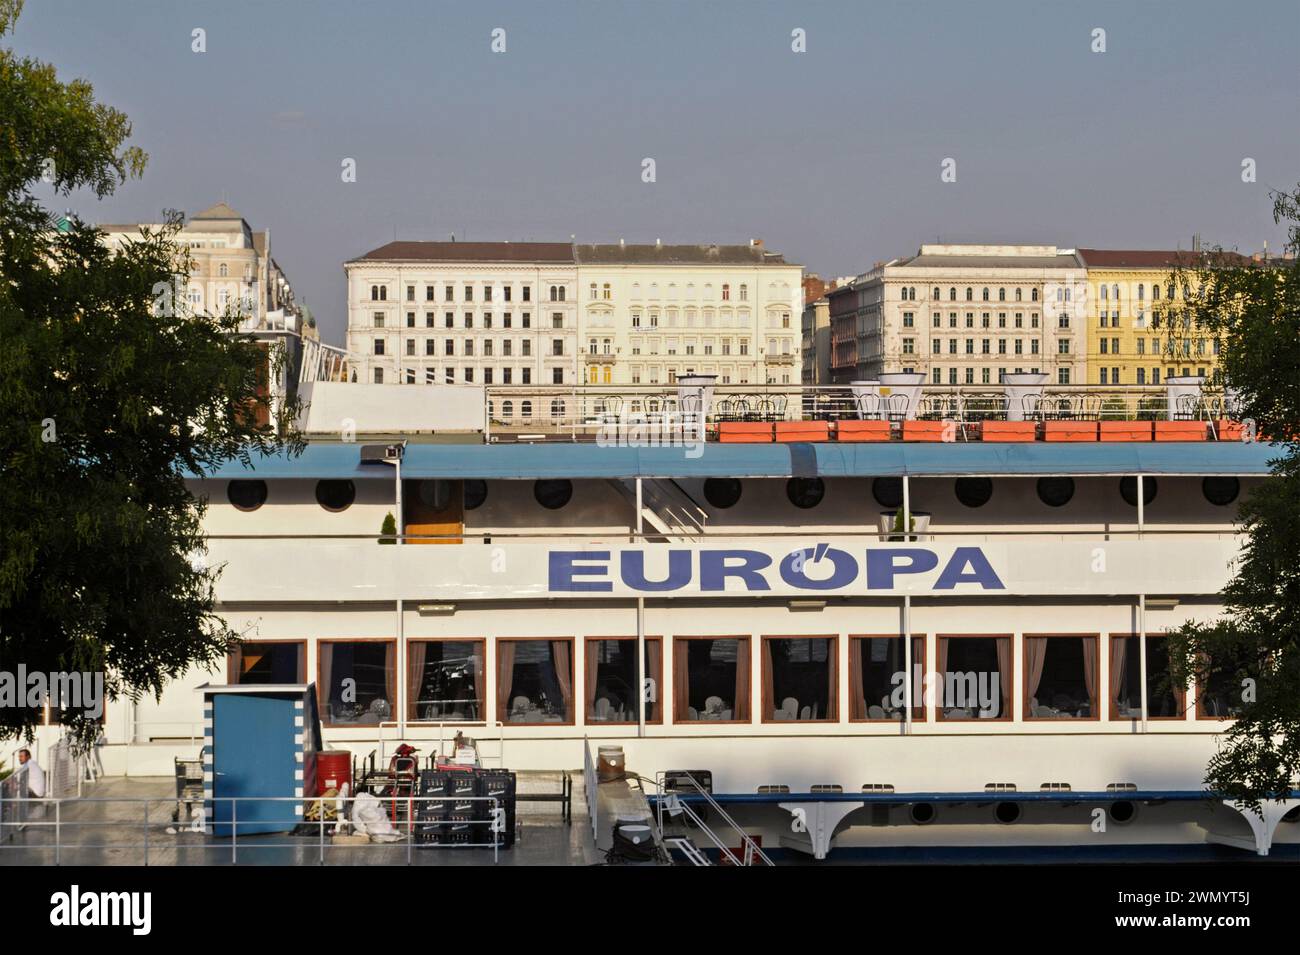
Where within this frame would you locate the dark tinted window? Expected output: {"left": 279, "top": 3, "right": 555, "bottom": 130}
{"left": 872, "top": 477, "right": 903, "bottom": 509}
{"left": 1119, "top": 476, "right": 1157, "bottom": 506}
{"left": 1202, "top": 476, "right": 1239, "bottom": 506}
{"left": 464, "top": 480, "right": 488, "bottom": 510}
{"left": 533, "top": 479, "right": 573, "bottom": 510}
{"left": 703, "top": 478, "right": 742, "bottom": 509}
{"left": 1035, "top": 477, "right": 1074, "bottom": 508}
{"left": 786, "top": 478, "right": 825, "bottom": 509}
{"left": 227, "top": 480, "right": 267, "bottom": 512}
{"left": 316, "top": 480, "right": 356, "bottom": 512}
{"left": 954, "top": 477, "right": 993, "bottom": 508}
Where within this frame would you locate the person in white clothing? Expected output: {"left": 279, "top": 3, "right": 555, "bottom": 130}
{"left": 16, "top": 749, "right": 45, "bottom": 798}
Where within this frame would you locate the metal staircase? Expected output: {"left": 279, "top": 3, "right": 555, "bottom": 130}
{"left": 653, "top": 772, "right": 774, "bottom": 866}
{"left": 612, "top": 479, "right": 708, "bottom": 540}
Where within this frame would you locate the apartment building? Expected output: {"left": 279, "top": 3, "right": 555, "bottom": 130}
{"left": 574, "top": 241, "right": 802, "bottom": 386}
{"left": 343, "top": 242, "right": 579, "bottom": 386}
{"left": 831, "top": 245, "right": 1089, "bottom": 386}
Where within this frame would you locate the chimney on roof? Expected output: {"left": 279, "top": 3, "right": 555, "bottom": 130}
{"left": 752, "top": 238, "right": 763, "bottom": 249}
{"left": 1192, "top": 233, "right": 1201, "bottom": 253}
{"left": 655, "top": 238, "right": 661, "bottom": 248}
{"left": 619, "top": 238, "right": 625, "bottom": 248}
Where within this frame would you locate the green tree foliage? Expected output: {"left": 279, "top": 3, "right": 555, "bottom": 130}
{"left": 1165, "top": 186, "right": 1300, "bottom": 811}
{"left": 0, "top": 2, "right": 301, "bottom": 744}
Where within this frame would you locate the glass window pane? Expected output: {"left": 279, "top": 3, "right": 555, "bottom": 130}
{"left": 1112, "top": 636, "right": 1182, "bottom": 719}
{"left": 937, "top": 636, "right": 1010, "bottom": 720}
{"left": 851, "top": 636, "right": 924, "bottom": 721}
{"left": 498, "top": 639, "right": 573, "bottom": 724}
{"left": 1025, "top": 636, "right": 1097, "bottom": 719}
{"left": 319, "top": 642, "right": 395, "bottom": 725}
{"left": 673, "top": 638, "right": 750, "bottom": 722}
{"left": 409, "top": 640, "right": 483, "bottom": 722}
{"left": 586, "top": 638, "right": 661, "bottom": 723}
{"left": 764, "top": 638, "right": 836, "bottom": 721}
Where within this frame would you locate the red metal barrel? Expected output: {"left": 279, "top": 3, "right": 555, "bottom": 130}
{"left": 317, "top": 750, "right": 352, "bottom": 795}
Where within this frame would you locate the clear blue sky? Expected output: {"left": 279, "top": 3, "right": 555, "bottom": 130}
{"left": 15, "top": 0, "right": 1299, "bottom": 344}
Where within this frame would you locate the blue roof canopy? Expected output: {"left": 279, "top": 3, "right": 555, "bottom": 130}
{"left": 193, "top": 440, "right": 1282, "bottom": 481}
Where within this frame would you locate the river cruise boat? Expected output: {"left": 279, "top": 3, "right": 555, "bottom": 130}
{"left": 32, "top": 375, "right": 1299, "bottom": 861}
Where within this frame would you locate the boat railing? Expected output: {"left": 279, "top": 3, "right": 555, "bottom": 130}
{"left": 0, "top": 794, "right": 504, "bottom": 865}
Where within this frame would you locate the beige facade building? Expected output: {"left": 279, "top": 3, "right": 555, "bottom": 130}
{"left": 342, "top": 240, "right": 803, "bottom": 388}
{"left": 833, "top": 245, "right": 1088, "bottom": 386}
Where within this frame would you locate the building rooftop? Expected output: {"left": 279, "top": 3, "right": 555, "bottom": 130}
{"left": 575, "top": 243, "right": 793, "bottom": 266}
{"left": 1077, "top": 248, "right": 1252, "bottom": 268}
{"left": 349, "top": 241, "right": 576, "bottom": 264}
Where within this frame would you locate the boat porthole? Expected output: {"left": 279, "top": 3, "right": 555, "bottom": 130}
{"left": 703, "top": 478, "right": 742, "bottom": 509}
{"left": 954, "top": 477, "right": 993, "bottom": 508}
{"left": 786, "top": 477, "right": 825, "bottom": 509}
{"left": 227, "top": 479, "right": 267, "bottom": 512}
{"left": 1109, "top": 801, "right": 1137, "bottom": 824}
{"left": 1036, "top": 476, "right": 1074, "bottom": 508}
{"left": 1119, "top": 476, "right": 1158, "bottom": 507}
{"left": 872, "top": 477, "right": 903, "bottom": 509}
{"left": 315, "top": 479, "right": 356, "bottom": 512}
{"left": 909, "top": 802, "right": 936, "bottom": 825}
{"left": 994, "top": 801, "right": 1021, "bottom": 824}
{"left": 533, "top": 479, "right": 573, "bottom": 510}
{"left": 464, "top": 480, "right": 488, "bottom": 510}
{"left": 1201, "top": 476, "right": 1239, "bottom": 506}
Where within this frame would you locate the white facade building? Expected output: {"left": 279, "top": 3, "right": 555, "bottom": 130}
{"left": 343, "top": 242, "right": 578, "bottom": 387}
{"left": 342, "top": 240, "right": 803, "bottom": 388}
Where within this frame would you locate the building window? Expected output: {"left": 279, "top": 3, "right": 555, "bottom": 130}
{"left": 673, "top": 637, "right": 751, "bottom": 722}
{"left": 762, "top": 637, "right": 836, "bottom": 722}
{"left": 1057, "top": 367, "right": 1070, "bottom": 384}
{"left": 936, "top": 635, "right": 1011, "bottom": 720}
{"left": 585, "top": 638, "right": 663, "bottom": 723}
{"left": 406, "top": 285, "right": 415, "bottom": 302}
{"left": 499, "top": 639, "right": 574, "bottom": 724}
{"left": 373, "top": 368, "right": 384, "bottom": 384}
{"left": 318, "top": 640, "right": 395, "bottom": 726}
{"left": 373, "top": 339, "right": 385, "bottom": 355}
{"left": 1024, "top": 635, "right": 1098, "bottom": 719}
{"left": 849, "top": 636, "right": 924, "bottom": 721}
{"left": 229, "top": 641, "right": 305, "bottom": 684}
{"left": 722, "top": 283, "right": 730, "bottom": 301}
{"left": 408, "top": 639, "right": 485, "bottom": 722}
{"left": 464, "top": 285, "right": 473, "bottom": 301}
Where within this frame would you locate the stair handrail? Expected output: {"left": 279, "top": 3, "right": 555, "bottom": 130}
{"left": 650, "top": 771, "right": 774, "bottom": 866}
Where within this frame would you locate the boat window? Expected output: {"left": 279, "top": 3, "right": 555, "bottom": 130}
{"left": 786, "top": 477, "right": 825, "bottom": 509}
{"left": 850, "top": 636, "right": 925, "bottom": 721}
{"left": 1119, "top": 476, "right": 1157, "bottom": 506}
{"left": 1197, "top": 650, "right": 1250, "bottom": 720}
{"left": 1110, "top": 635, "right": 1182, "bottom": 719}
{"left": 1035, "top": 476, "right": 1074, "bottom": 507}
{"left": 1024, "top": 635, "right": 1097, "bottom": 719}
{"left": 229, "top": 641, "right": 304, "bottom": 684}
{"left": 673, "top": 637, "right": 751, "bottom": 722}
{"left": 872, "top": 477, "right": 903, "bottom": 509}
{"left": 954, "top": 477, "right": 993, "bottom": 508}
{"left": 703, "top": 478, "right": 742, "bottom": 509}
{"left": 408, "top": 639, "right": 484, "bottom": 722}
{"left": 315, "top": 479, "right": 356, "bottom": 512}
{"left": 585, "top": 638, "right": 661, "bottom": 723}
{"left": 498, "top": 639, "right": 574, "bottom": 724}
{"left": 227, "top": 479, "right": 267, "bottom": 512}
{"left": 1201, "top": 476, "right": 1239, "bottom": 506}
{"left": 463, "top": 480, "right": 488, "bottom": 510}
{"left": 318, "top": 640, "right": 395, "bottom": 726}
{"left": 533, "top": 479, "right": 572, "bottom": 510}
{"left": 763, "top": 637, "right": 836, "bottom": 721}
{"left": 936, "top": 635, "right": 1011, "bottom": 720}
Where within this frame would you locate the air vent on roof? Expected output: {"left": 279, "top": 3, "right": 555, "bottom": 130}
{"left": 1040, "top": 782, "right": 1072, "bottom": 792}
{"left": 861, "top": 784, "right": 895, "bottom": 794}
{"left": 984, "top": 783, "right": 1017, "bottom": 793}
{"left": 811, "top": 784, "right": 843, "bottom": 794}
{"left": 1106, "top": 782, "right": 1138, "bottom": 792}
{"left": 757, "top": 784, "right": 790, "bottom": 794}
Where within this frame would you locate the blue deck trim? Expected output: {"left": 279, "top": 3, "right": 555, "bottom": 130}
{"left": 193, "top": 441, "right": 1282, "bottom": 481}
{"left": 649, "top": 789, "right": 1300, "bottom": 805}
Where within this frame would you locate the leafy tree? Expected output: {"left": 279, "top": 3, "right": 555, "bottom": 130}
{"left": 1165, "top": 185, "right": 1300, "bottom": 811}
{"left": 0, "top": 0, "right": 301, "bottom": 746}
{"left": 379, "top": 512, "right": 398, "bottom": 544}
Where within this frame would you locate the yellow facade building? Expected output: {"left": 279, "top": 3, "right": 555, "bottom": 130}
{"left": 1077, "top": 249, "right": 1223, "bottom": 386}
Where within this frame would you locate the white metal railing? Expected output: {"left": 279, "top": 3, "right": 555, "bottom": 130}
{"left": 0, "top": 794, "right": 503, "bottom": 865}
{"left": 582, "top": 737, "right": 599, "bottom": 842}
{"left": 131, "top": 720, "right": 207, "bottom": 745}
{"left": 375, "top": 721, "right": 506, "bottom": 769}
{"left": 652, "top": 771, "right": 774, "bottom": 866}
